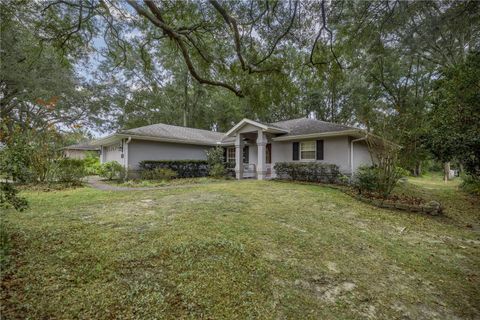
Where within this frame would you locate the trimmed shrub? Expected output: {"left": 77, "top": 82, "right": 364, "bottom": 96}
{"left": 139, "top": 160, "right": 209, "bottom": 178}
{"left": 99, "top": 161, "right": 126, "bottom": 180}
{"left": 274, "top": 162, "right": 341, "bottom": 183}
{"left": 140, "top": 168, "right": 177, "bottom": 180}
{"left": 51, "top": 158, "right": 86, "bottom": 183}
{"left": 209, "top": 163, "right": 226, "bottom": 178}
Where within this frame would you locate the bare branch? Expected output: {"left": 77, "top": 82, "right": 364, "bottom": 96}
{"left": 309, "top": 0, "right": 342, "bottom": 69}
{"left": 253, "top": 0, "right": 298, "bottom": 66}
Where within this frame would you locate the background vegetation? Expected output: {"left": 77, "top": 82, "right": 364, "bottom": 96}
{"left": 1, "top": 0, "right": 479, "bottom": 190}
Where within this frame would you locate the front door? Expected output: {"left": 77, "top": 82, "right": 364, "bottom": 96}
{"left": 266, "top": 143, "right": 272, "bottom": 175}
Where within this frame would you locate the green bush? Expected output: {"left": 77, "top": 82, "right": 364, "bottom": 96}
{"left": 353, "top": 165, "right": 408, "bottom": 198}
{"left": 352, "top": 166, "right": 378, "bottom": 193}
{"left": 461, "top": 174, "right": 480, "bottom": 196}
{"left": 206, "top": 146, "right": 228, "bottom": 178}
{"left": 140, "top": 168, "right": 177, "bottom": 180}
{"left": 99, "top": 161, "right": 126, "bottom": 180}
{"left": 274, "top": 162, "right": 341, "bottom": 183}
{"left": 206, "top": 146, "right": 225, "bottom": 167}
{"left": 51, "top": 158, "right": 86, "bottom": 184}
{"left": 139, "top": 160, "right": 209, "bottom": 178}
{"left": 0, "top": 182, "right": 28, "bottom": 211}
{"left": 83, "top": 152, "right": 101, "bottom": 175}
{"left": 209, "top": 163, "right": 226, "bottom": 178}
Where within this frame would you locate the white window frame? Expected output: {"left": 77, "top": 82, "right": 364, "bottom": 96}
{"left": 227, "top": 147, "right": 236, "bottom": 163}
{"left": 300, "top": 141, "right": 316, "bottom": 160}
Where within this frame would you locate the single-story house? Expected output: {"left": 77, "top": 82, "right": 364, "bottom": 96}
{"left": 92, "top": 117, "right": 378, "bottom": 179}
{"left": 62, "top": 143, "right": 100, "bottom": 160}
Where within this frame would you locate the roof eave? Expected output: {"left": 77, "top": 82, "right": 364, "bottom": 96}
{"left": 92, "top": 133, "right": 220, "bottom": 147}
{"left": 272, "top": 129, "right": 364, "bottom": 141}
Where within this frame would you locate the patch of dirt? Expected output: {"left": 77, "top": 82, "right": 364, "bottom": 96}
{"left": 278, "top": 222, "right": 307, "bottom": 233}
{"left": 293, "top": 275, "right": 357, "bottom": 304}
{"left": 317, "top": 281, "right": 356, "bottom": 303}
{"left": 325, "top": 261, "right": 340, "bottom": 274}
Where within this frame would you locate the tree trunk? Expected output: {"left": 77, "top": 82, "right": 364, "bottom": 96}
{"left": 414, "top": 162, "right": 422, "bottom": 177}
{"left": 444, "top": 162, "right": 450, "bottom": 183}
{"left": 183, "top": 70, "right": 189, "bottom": 127}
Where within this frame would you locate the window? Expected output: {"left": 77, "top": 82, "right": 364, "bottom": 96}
{"left": 226, "top": 146, "right": 249, "bottom": 163}
{"left": 300, "top": 141, "right": 316, "bottom": 160}
{"left": 227, "top": 147, "right": 235, "bottom": 163}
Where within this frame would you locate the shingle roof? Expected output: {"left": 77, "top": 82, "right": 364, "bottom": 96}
{"left": 119, "top": 123, "right": 225, "bottom": 145}
{"left": 270, "top": 117, "right": 358, "bottom": 136}
{"left": 99, "top": 118, "right": 360, "bottom": 146}
{"left": 62, "top": 143, "right": 100, "bottom": 151}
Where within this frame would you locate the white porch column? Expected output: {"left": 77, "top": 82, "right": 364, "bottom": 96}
{"left": 100, "top": 146, "right": 105, "bottom": 163}
{"left": 235, "top": 134, "right": 244, "bottom": 180}
{"left": 256, "top": 130, "right": 267, "bottom": 180}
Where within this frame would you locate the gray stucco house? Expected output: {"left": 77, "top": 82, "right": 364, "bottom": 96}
{"left": 92, "top": 117, "right": 375, "bottom": 179}
{"left": 62, "top": 143, "right": 100, "bottom": 160}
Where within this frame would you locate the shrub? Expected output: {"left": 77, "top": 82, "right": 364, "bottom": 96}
{"left": 206, "top": 146, "right": 227, "bottom": 178}
{"left": 83, "top": 152, "right": 101, "bottom": 175}
{"left": 140, "top": 168, "right": 177, "bottom": 180}
{"left": 51, "top": 158, "right": 86, "bottom": 184}
{"left": 353, "top": 165, "right": 408, "bottom": 198}
{"left": 99, "top": 161, "right": 126, "bottom": 180}
{"left": 209, "top": 163, "right": 226, "bottom": 178}
{"left": 139, "top": 160, "right": 209, "bottom": 178}
{"left": 352, "top": 166, "right": 378, "bottom": 193}
{"left": 461, "top": 174, "right": 480, "bottom": 196}
{"left": 206, "top": 146, "right": 225, "bottom": 167}
{"left": 274, "top": 162, "right": 341, "bottom": 183}
{"left": 0, "top": 182, "right": 28, "bottom": 211}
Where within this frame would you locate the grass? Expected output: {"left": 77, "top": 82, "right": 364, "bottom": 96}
{"left": 1, "top": 177, "right": 479, "bottom": 319}
{"left": 104, "top": 177, "right": 230, "bottom": 188}
{"left": 394, "top": 173, "right": 480, "bottom": 228}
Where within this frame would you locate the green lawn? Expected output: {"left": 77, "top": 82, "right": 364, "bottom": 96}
{"left": 1, "top": 177, "right": 479, "bottom": 319}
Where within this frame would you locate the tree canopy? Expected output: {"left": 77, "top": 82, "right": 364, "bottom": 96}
{"left": 1, "top": 0, "right": 479, "bottom": 176}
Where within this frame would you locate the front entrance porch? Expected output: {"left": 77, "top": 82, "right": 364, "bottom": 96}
{"left": 233, "top": 130, "right": 272, "bottom": 180}
{"left": 241, "top": 163, "right": 272, "bottom": 179}
{"left": 225, "top": 119, "right": 288, "bottom": 180}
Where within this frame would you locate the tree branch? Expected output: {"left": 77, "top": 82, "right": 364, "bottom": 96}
{"left": 127, "top": 0, "right": 243, "bottom": 97}
{"left": 253, "top": 0, "right": 298, "bottom": 66}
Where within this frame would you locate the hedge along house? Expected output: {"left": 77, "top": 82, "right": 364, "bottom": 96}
{"left": 92, "top": 117, "right": 377, "bottom": 179}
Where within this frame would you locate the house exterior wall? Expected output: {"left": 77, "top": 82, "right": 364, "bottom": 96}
{"left": 247, "top": 143, "right": 258, "bottom": 165}
{"left": 127, "top": 139, "right": 211, "bottom": 170}
{"left": 102, "top": 142, "right": 124, "bottom": 165}
{"left": 64, "top": 150, "right": 87, "bottom": 160}
{"left": 237, "top": 124, "right": 261, "bottom": 134}
{"left": 352, "top": 141, "right": 372, "bottom": 172}
{"left": 270, "top": 136, "right": 371, "bottom": 177}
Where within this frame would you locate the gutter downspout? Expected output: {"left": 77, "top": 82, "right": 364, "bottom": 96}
{"left": 124, "top": 136, "right": 132, "bottom": 175}
{"left": 350, "top": 135, "right": 368, "bottom": 176}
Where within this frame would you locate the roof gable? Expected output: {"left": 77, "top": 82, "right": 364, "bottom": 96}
{"left": 225, "top": 118, "right": 289, "bottom": 137}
